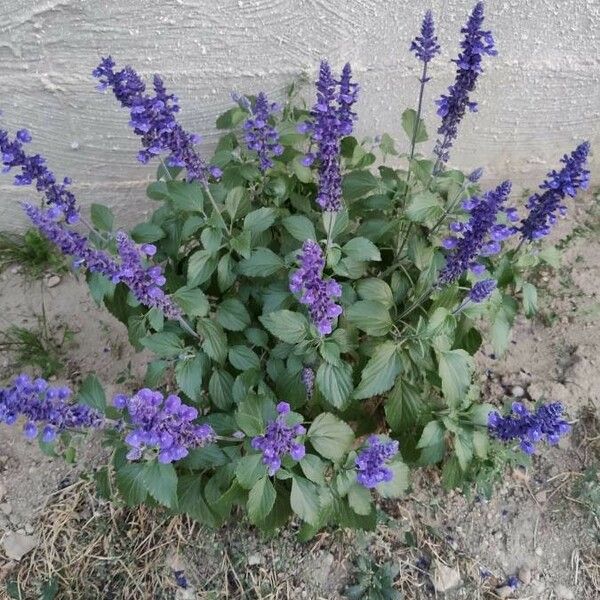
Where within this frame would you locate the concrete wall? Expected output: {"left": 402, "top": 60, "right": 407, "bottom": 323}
{"left": 1, "top": 0, "right": 598, "bottom": 229}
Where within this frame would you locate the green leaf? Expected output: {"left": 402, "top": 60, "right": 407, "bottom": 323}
{"left": 216, "top": 298, "right": 251, "bottom": 331}
{"left": 290, "top": 476, "right": 321, "bottom": 525}
{"left": 197, "top": 319, "right": 228, "bottom": 364}
{"left": 130, "top": 223, "right": 165, "bottom": 243}
{"left": 247, "top": 476, "right": 276, "bottom": 523}
{"left": 354, "top": 341, "right": 401, "bottom": 400}
{"left": 379, "top": 132, "right": 398, "bottom": 156}
{"left": 342, "top": 170, "right": 379, "bottom": 201}
{"left": 417, "top": 420, "right": 445, "bottom": 449}
{"left": 282, "top": 215, "right": 316, "bottom": 242}
{"left": 378, "top": 460, "right": 410, "bottom": 498}
{"left": 244, "top": 207, "right": 276, "bottom": 236}
{"left": 291, "top": 156, "right": 313, "bottom": 183}
{"left": 177, "top": 475, "right": 218, "bottom": 527}
{"left": 490, "top": 295, "right": 517, "bottom": 356}
{"left": 347, "top": 483, "right": 373, "bottom": 515}
{"left": 90, "top": 203, "right": 114, "bottom": 231}
{"left": 187, "top": 249, "right": 218, "bottom": 286}
{"left": 539, "top": 246, "right": 560, "bottom": 269}
{"left": 385, "top": 379, "right": 423, "bottom": 432}
{"left": 356, "top": 278, "right": 393, "bottom": 308}
{"left": 437, "top": 349, "right": 472, "bottom": 407}
{"left": 173, "top": 287, "right": 210, "bottom": 317}
{"left": 116, "top": 463, "right": 148, "bottom": 506}
{"left": 144, "top": 360, "right": 168, "bottom": 388}
{"left": 316, "top": 362, "right": 354, "bottom": 409}
{"left": 229, "top": 345, "right": 261, "bottom": 371}
{"left": 300, "top": 454, "right": 327, "bottom": 486}
{"left": 208, "top": 369, "right": 233, "bottom": 410}
{"left": 235, "top": 453, "right": 267, "bottom": 489}
{"left": 346, "top": 301, "right": 392, "bottom": 336}
{"left": 259, "top": 310, "right": 308, "bottom": 344}
{"left": 201, "top": 227, "right": 223, "bottom": 253}
{"left": 230, "top": 230, "right": 252, "bottom": 259}
{"left": 216, "top": 106, "right": 246, "bottom": 129}
{"left": 140, "top": 331, "right": 184, "bottom": 358}
{"left": 175, "top": 354, "right": 204, "bottom": 401}
{"left": 77, "top": 374, "right": 106, "bottom": 413}
{"left": 308, "top": 413, "right": 354, "bottom": 461}
{"left": 342, "top": 237, "right": 381, "bottom": 262}
{"left": 454, "top": 432, "right": 473, "bottom": 470}
{"left": 217, "top": 253, "right": 236, "bottom": 292}
{"left": 236, "top": 395, "right": 273, "bottom": 436}
{"left": 180, "top": 445, "right": 228, "bottom": 470}
{"left": 405, "top": 191, "right": 442, "bottom": 224}
{"left": 522, "top": 282, "right": 538, "bottom": 317}
{"left": 401, "top": 108, "right": 428, "bottom": 143}
{"left": 141, "top": 462, "right": 178, "bottom": 509}
{"left": 238, "top": 248, "right": 284, "bottom": 277}
{"left": 166, "top": 180, "right": 204, "bottom": 212}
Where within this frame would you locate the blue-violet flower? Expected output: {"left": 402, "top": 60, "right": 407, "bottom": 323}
{"left": 469, "top": 278, "right": 496, "bottom": 302}
{"left": 251, "top": 402, "right": 306, "bottom": 475}
{"left": 355, "top": 435, "right": 399, "bottom": 488}
{"left": 410, "top": 10, "right": 441, "bottom": 64}
{"left": 243, "top": 92, "right": 283, "bottom": 171}
{"left": 289, "top": 240, "right": 342, "bottom": 335}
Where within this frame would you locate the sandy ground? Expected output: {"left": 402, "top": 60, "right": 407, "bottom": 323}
{"left": 0, "top": 194, "right": 598, "bottom": 599}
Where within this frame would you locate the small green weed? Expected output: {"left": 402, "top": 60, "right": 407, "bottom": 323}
{"left": 0, "top": 228, "right": 67, "bottom": 278}
{"left": 346, "top": 555, "right": 401, "bottom": 600}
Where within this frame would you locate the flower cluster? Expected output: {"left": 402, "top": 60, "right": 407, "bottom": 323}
{"left": 468, "top": 278, "right": 496, "bottom": 303}
{"left": 355, "top": 436, "right": 399, "bottom": 488}
{"left": 520, "top": 142, "right": 591, "bottom": 241}
{"left": 289, "top": 240, "right": 342, "bottom": 335}
{"left": 0, "top": 127, "right": 79, "bottom": 223}
{"left": 93, "top": 57, "right": 220, "bottom": 183}
{"left": 0, "top": 374, "right": 103, "bottom": 442}
{"left": 24, "top": 204, "right": 120, "bottom": 279}
{"left": 115, "top": 232, "right": 181, "bottom": 319}
{"left": 251, "top": 402, "right": 306, "bottom": 475}
{"left": 433, "top": 2, "right": 496, "bottom": 166}
{"left": 113, "top": 389, "right": 216, "bottom": 463}
{"left": 439, "top": 180, "right": 514, "bottom": 284}
{"left": 410, "top": 10, "right": 441, "bottom": 64}
{"left": 243, "top": 92, "right": 283, "bottom": 171}
{"left": 488, "top": 401, "right": 570, "bottom": 455}
{"left": 300, "top": 61, "right": 358, "bottom": 212}
{"left": 301, "top": 367, "right": 315, "bottom": 399}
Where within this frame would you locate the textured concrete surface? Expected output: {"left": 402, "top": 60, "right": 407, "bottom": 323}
{"left": 0, "top": 0, "right": 598, "bottom": 228}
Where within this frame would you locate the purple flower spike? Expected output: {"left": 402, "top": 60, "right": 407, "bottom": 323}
{"left": 0, "top": 128, "right": 79, "bottom": 222}
{"left": 433, "top": 2, "right": 496, "bottom": 167}
{"left": 468, "top": 278, "right": 496, "bottom": 302}
{"left": 355, "top": 436, "right": 399, "bottom": 488}
{"left": 289, "top": 240, "right": 342, "bottom": 335}
{"left": 0, "top": 374, "right": 103, "bottom": 441}
{"left": 439, "top": 180, "right": 513, "bottom": 284}
{"left": 488, "top": 401, "right": 570, "bottom": 454}
{"left": 520, "top": 142, "right": 590, "bottom": 241}
{"left": 114, "top": 388, "right": 216, "bottom": 463}
{"left": 301, "top": 367, "right": 315, "bottom": 398}
{"left": 115, "top": 232, "right": 181, "bottom": 320}
{"left": 410, "top": 10, "right": 441, "bottom": 64}
{"left": 243, "top": 92, "right": 283, "bottom": 171}
{"left": 93, "top": 56, "right": 219, "bottom": 184}
{"left": 301, "top": 61, "right": 359, "bottom": 212}
{"left": 251, "top": 403, "right": 306, "bottom": 475}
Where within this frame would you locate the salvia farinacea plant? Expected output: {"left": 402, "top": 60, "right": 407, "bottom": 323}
{"left": 0, "top": 2, "right": 590, "bottom": 534}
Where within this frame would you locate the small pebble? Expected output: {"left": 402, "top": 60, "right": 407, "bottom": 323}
{"left": 511, "top": 385, "right": 525, "bottom": 397}
{"left": 518, "top": 566, "right": 532, "bottom": 585}
{"left": 495, "top": 585, "right": 515, "bottom": 599}
{"left": 554, "top": 584, "right": 575, "bottom": 599}
{"left": 0, "top": 502, "right": 12, "bottom": 516}
{"left": 46, "top": 274, "right": 61, "bottom": 288}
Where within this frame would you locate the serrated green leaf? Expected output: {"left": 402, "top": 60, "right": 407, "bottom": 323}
{"left": 208, "top": 369, "right": 234, "bottom": 409}
{"left": 116, "top": 463, "right": 148, "bottom": 506}
{"left": 417, "top": 420, "right": 445, "bottom": 449}
{"left": 229, "top": 345, "right": 260, "bottom": 371}
{"left": 247, "top": 476, "right": 276, "bottom": 523}
{"left": 437, "top": 349, "right": 473, "bottom": 407}
{"left": 173, "top": 287, "right": 210, "bottom": 317}
{"left": 216, "top": 298, "right": 251, "bottom": 331}
{"left": 90, "top": 203, "right": 114, "bottom": 231}
{"left": 354, "top": 341, "right": 401, "bottom": 400}
{"left": 356, "top": 278, "right": 393, "bottom": 307}
{"left": 316, "top": 362, "right": 353, "bottom": 409}
{"left": 342, "top": 237, "right": 381, "bottom": 262}
{"left": 282, "top": 215, "right": 316, "bottom": 242}
{"left": 197, "top": 319, "right": 228, "bottom": 364}
{"left": 259, "top": 310, "right": 308, "bottom": 344}
{"left": 144, "top": 360, "right": 168, "bottom": 388}
{"left": 77, "top": 374, "right": 106, "bottom": 413}
{"left": 290, "top": 476, "right": 321, "bottom": 525}
{"left": 342, "top": 170, "right": 379, "bottom": 201}
{"left": 384, "top": 379, "right": 424, "bottom": 432}
{"left": 130, "top": 223, "right": 165, "bottom": 243}
{"left": 346, "top": 301, "right": 392, "bottom": 336}
{"left": 401, "top": 108, "right": 428, "bottom": 143}
{"left": 177, "top": 474, "right": 218, "bottom": 527}
{"left": 175, "top": 354, "right": 204, "bottom": 401}
{"left": 291, "top": 156, "right": 313, "bottom": 183}
{"left": 300, "top": 454, "right": 326, "bottom": 486}
{"left": 308, "top": 413, "right": 354, "bottom": 461}
{"left": 377, "top": 459, "right": 410, "bottom": 498}
{"left": 166, "top": 180, "right": 204, "bottom": 212}
{"left": 347, "top": 483, "right": 373, "bottom": 515}
{"left": 238, "top": 248, "right": 284, "bottom": 277}
{"left": 522, "top": 282, "right": 538, "bottom": 317}
{"left": 235, "top": 453, "right": 267, "bottom": 489}
{"left": 406, "top": 190, "right": 442, "bottom": 224}
{"left": 140, "top": 331, "right": 184, "bottom": 358}
{"left": 244, "top": 207, "right": 276, "bottom": 236}
{"left": 141, "top": 462, "right": 178, "bottom": 509}
{"left": 187, "top": 249, "right": 218, "bottom": 286}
